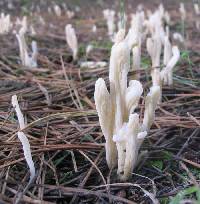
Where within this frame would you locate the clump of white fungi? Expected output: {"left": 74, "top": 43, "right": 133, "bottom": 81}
{"left": 144, "top": 4, "right": 180, "bottom": 87}
{"left": 2, "top": 0, "right": 184, "bottom": 183}
{"left": 95, "top": 4, "right": 180, "bottom": 181}
{"left": 94, "top": 29, "right": 160, "bottom": 181}
{"left": 0, "top": 13, "right": 12, "bottom": 34}
{"left": 65, "top": 24, "right": 78, "bottom": 60}
{"left": 16, "top": 27, "right": 38, "bottom": 68}
{"left": 11, "top": 95, "right": 35, "bottom": 185}
{"left": 16, "top": 16, "right": 28, "bottom": 33}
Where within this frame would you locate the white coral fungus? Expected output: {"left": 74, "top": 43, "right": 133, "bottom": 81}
{"left": 0, "top": 13, "right": 12, "bottom": 34}
{"left": 16, "top": 28, "right": 38, "bottom": 68}
{"left": 94, "top": 29, "right": 161, "bottom": 181}
{"left": 65, "top": 24, "right": 78, "bottom": 60}
{"left": 11, "top": 95, "right": 35, "bottom": 184}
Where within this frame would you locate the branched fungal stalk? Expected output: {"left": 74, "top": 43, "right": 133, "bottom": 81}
{"left": 95, "top": 3, "right": 181, "bottom": 182}
{"left": 95, "top": 2, "right": 182, "bottom": 180}
{"left": 94, "top": 29, "right": 161, "bottom": 181}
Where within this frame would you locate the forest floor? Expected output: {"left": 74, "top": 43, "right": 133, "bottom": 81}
{"left": 0, "top": 0, "right": 200, "bottom": 203}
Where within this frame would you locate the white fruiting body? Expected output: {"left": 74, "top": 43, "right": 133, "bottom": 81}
{"left": 30, "top": 25, "right": 36, "bottom": 35}
{"left": 142, "top": 86, "right": 161, "bottom": 131}
{"left": 132, "top": 45, "right": 141, "bottom": 74}
{"left": 125, "top": 80, "right": 143, "bottom": 115}
{"left": 86, "top": 44, "right": 93, "bottom": 56}
{"left": 48, "top": 7, "right": 52, "bottom": 14}
{"left": 66, "top": 10, "right": 75, "bottom": 19}
{"left": 179, "top": 3, "right": 186, "bottom": 21}
{"left": 163, "top": 36, "right": 172, "bottom": 85}
{"left": 94, "top": 5, "right": 181, "bottom": 181}
{"left": 146, "top": 35, "right": 162, "bottom": 68}
{"left": 165, "top": 26, "right": 170, "bottom": 37}
{"left": 31, "top": 41, "right": 38, "bottom": 66}
{"left": 94, "top": 78, "right": 117, "bottom": 168}
{"left": 122, "top": 114, "right": 147, "bottom": 181}
{"left": 11, "top": 95, "right": 35, "bottom": 184}
{"left": 0, "top": 13, "right": 12, "bottom": 34}
{"left": 16, "top": 16, "right": 27, "bottom": 33}
{"left": 65, "top": 24, "right": 78, "bottom": 60}
{"left": 173, "top": 32, "right": 184, "bottom": 43}
{"left": 144, "top": 10, "right": 162, "bottom": 37}
{"left": 158, "top": 4, "right": 164, "bottom": 17}
{"left": 163, "top": 36, "right": 172, "bottom": 66}
{"left": 80, "top": 61, "right": 107, "bottom": 69}
{"left": 12, "top": 95, "right": 25, "bottom": 129}
{"left": 164, "top": 11, "right": 171, "bottom": 25}
{"left": 92, "top": 25, "right": 97, "bottom": 33}
{"left": 194, "top": 4, "right": 200, "bottom": 29}
{"left": 94, "top": 29, "right": 160, "bottom": 181}
{"left": 127, "top": 12, "right": 143, "bottom": 75}
{"left": 127, "top": 12, "right": 143, "bottom": 49}
{"left": 16, "top": 28, "right": 38, "bottom": 68}
{"left": 103, "top": 9, "right": 116, "bottom": 39}
{"left": 38, "top": 16, "right": 45, "bottom": 25}
{"left": 194, "top": 4, "right": 200, "bottom": 15}
{"left": 54, "top": 5, "right": 62, "bottom": 17}
{"left": 161, "top": 46, "right": 180, "bottom": 85}
{"left": 21, "top": 16, "right": 28, "bottom": 33}
{"left": 17, "top": 131, "right": 36, "bottom": 183}
{"left": 151, "top": 68, "right": 162, "bottom": 88}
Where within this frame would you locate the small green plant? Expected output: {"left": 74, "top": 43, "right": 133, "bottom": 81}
{"left": 91, "top": 40, "right": 112, "bottom": 50}
{"left": 149, "top": 160, "right": 163, "bottom": 170}
{"left": 180, "top": 50, "right": 194, "bottom": 78}
{"left": 160, "top": 197, "right": 170, "bottom": 204}
{"left": 169, "top": 186, "right": 200, "bottom": 204}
